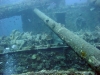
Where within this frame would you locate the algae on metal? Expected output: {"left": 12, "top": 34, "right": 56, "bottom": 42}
{"left": 33, "top": 8, "right": 100, "bottom": 73}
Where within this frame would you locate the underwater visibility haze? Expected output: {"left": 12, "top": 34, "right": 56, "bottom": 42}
{"left": 0, "top": 0, "right": 100, "bottom": 75}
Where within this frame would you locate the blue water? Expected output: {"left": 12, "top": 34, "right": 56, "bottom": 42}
{"left": 0, "top": 0, "right": 24, "bottom": 36}
{"left": 0, "top": 0, "right": 88, "bottom": 36}
{"left": 65, "top": 0, "right": 87, "bottom": 5}
{"left": 0, "top": 0, "right": 24, "bottom": 5}
{"left": 0, "top": 16, "right": 23, "bottom": 36}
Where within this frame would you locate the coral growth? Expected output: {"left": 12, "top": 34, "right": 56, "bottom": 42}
{"left": 0, "top": 30, "right": 65, "bottom": 53}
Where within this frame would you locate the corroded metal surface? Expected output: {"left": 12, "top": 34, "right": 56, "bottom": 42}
{"left": 33, "top": 8, "right": 100, "bottom": 73}
{"left": 0, "top": 45, "right": 68, "bottom": 55}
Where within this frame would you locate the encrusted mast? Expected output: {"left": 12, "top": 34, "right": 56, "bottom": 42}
{"left": 33, "top": 8, "right": 100, "bottom": 73}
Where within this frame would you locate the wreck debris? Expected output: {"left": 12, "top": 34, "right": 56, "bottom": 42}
{"left": 33, "top": 8, "right": 100, "bottom": 73}
{"left": 0, "top": 30, "right": 66, "bottom": 54}
{"left": 0, "top": 47, "right": 91, "bottom": 74}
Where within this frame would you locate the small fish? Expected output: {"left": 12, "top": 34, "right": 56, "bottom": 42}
{"left": 0, "top": 62, "right": 3, "bottom": 64}
{"left": 90, "top": 7, "right": 95, "bottom": 11}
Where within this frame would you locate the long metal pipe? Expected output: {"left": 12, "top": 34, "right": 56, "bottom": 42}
{"left": 33, "top": 8, "right": 100, "bottom": 73}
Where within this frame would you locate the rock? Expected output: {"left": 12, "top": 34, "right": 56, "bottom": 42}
{"left": 56, "top": 55, "right": 66, "bottom": 60}
{"left": 10, "top": 30, "right": 21, "bottom": 40}
{"left": 3, "top": 47, "right": 11, "bottom": 53}
{"left": 22, "top": 32, "right": 33, "bottom": 40}
{"left": 31, "top": 54, "right": 37, "bottom": 60}
{"left": 11, "top": 44, "right": 18, "bottom": 50}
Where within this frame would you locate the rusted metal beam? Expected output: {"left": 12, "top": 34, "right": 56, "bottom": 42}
{"left": 0, "top": 1, "right": 35, "bottom": 19}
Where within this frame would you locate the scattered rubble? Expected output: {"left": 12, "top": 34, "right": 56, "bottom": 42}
{"left": 0, "top": 30, "right": 65, "bottom": 54}
{"left": 0, "top": 30, "right": 100, "bottom": 74}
